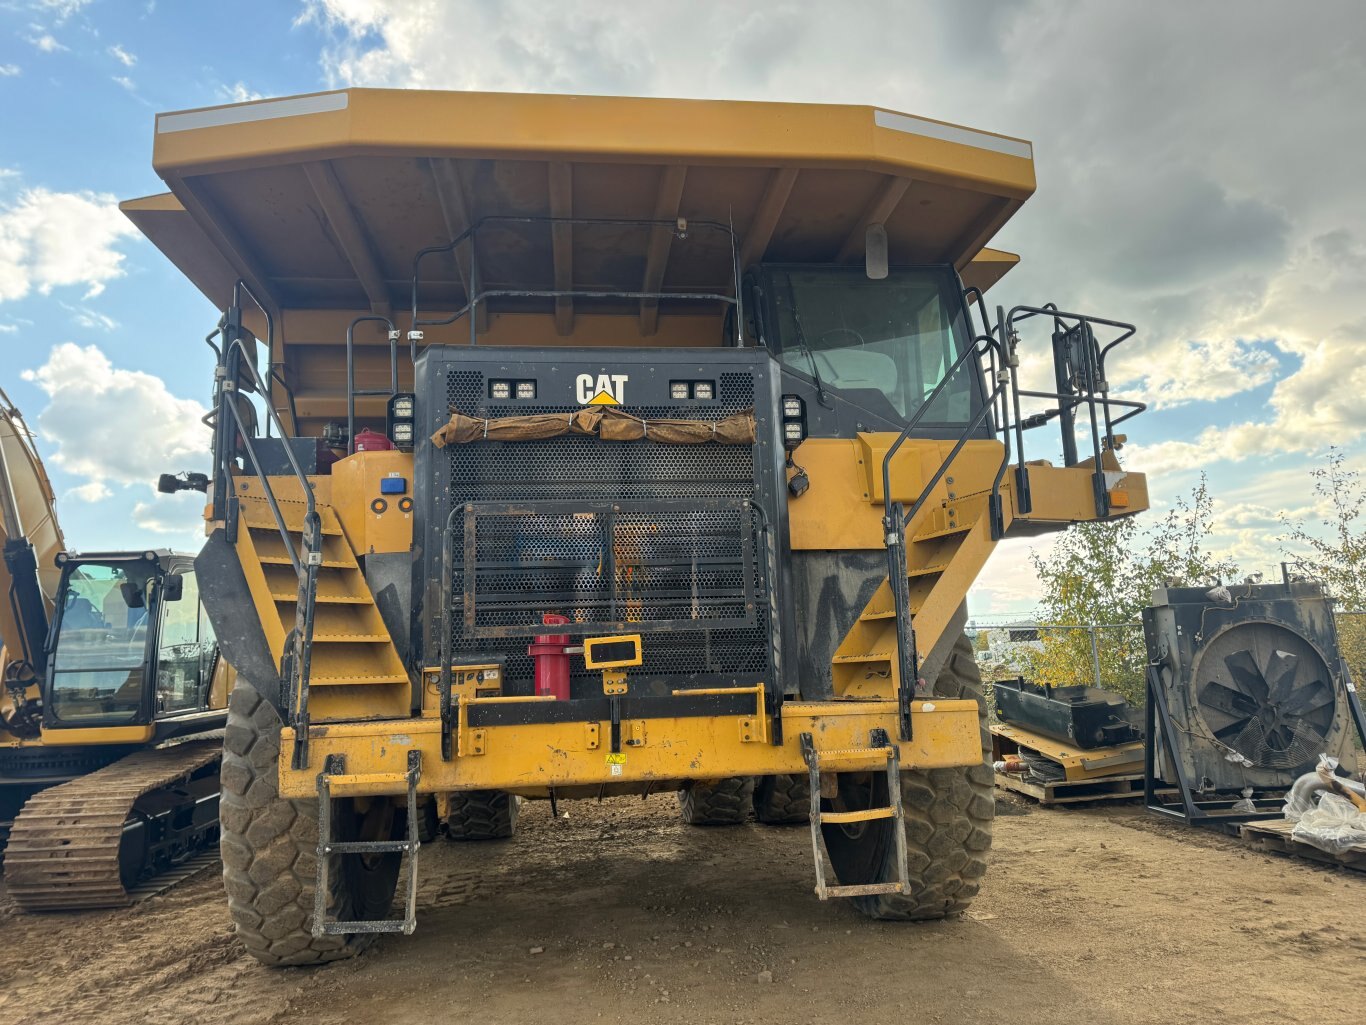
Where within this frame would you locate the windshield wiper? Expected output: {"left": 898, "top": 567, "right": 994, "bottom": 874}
{"left": 782, "top": 276, "right": 834, "bottom": 409}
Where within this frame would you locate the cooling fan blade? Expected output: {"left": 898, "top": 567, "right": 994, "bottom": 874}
{"left": 1194, "top": 623, "right": 1335, "bottom": 771}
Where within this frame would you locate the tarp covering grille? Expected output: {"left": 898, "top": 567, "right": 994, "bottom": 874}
{"left": 431, "top": 407, "right": 756, "bottom": 447}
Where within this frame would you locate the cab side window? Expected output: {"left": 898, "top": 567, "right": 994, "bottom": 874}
{"left": 156, "top": 570, "right": 216, "bottom": 714}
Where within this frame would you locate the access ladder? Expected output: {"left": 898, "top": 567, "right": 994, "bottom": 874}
{"left": 801, "top": 729, "right": 910, "bottom": 899}
{"left": 313, "top": 750, "right": 423, "bottom": 936}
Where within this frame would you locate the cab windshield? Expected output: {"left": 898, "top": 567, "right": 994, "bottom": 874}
{"left": 769, "top": 267, "right": 976, "bottom": 425}
{"left": 48, "top": 561, "right": 156, "bottom": 724}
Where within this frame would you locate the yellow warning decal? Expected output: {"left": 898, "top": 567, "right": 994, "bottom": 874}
{"left": 587, "top": 389, "right": 618, "bottom": 406}
{"left": 605, "top": 752, "right": 627, "bottom": 764}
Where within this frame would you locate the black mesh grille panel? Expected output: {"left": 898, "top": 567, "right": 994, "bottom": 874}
{"left": 454, "top": 503, "right": 756, "bottom": 632}
{"left": 429, "top": 359, "right": 771, "bottom": 694}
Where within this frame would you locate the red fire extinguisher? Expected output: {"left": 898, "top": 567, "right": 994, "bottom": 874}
{"left": 528, "top": 613, "right": 571, "bottom": 700}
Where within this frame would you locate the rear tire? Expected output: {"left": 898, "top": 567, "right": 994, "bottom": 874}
{"left": 820, "top": 632, "right": 993, "bottom": 920}
{"left": 220, "top": 678, "right": 401, "bottom": 966}
{"left": 677, "top": 776, "right": 754, "bottom": 825}
{"left": 753, "top": 773, "right": 810, "bottom": 824}
{"left": 444, "top": 790, "right": 518, "bottom": 840}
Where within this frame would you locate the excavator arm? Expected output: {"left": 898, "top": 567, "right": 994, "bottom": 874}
{"left": 0, "top": 386, "right": 65, "bottom": 734}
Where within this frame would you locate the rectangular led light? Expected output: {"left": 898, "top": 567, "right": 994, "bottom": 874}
{"left": 490, "top": 380, "right": 511, "bottom": 399}
{"left": 516, "top": 380, "right": 536, "bottom": 399}
{"left": 692, "top": 381, "right": 714, "bottom": 400}
{"left": 670, "top": 382, "right": 690, "bottom": 400}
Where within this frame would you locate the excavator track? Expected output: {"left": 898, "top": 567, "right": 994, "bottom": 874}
{"left": 4, "top": 739, "right": 221, "bottom": 911}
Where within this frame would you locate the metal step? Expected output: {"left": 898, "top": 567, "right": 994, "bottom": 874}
{"left": 801, "top": 730, "right": 909, "bottom": 902}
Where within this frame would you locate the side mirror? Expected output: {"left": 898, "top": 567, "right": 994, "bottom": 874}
{"left": 865, "top": 223, "right": 889, "bottom": 280}
{"left": 120, "top": 581, "right": 146, "bottom": 609}
{"left": 162, "top": 573, "right": 184, "bottom": 602}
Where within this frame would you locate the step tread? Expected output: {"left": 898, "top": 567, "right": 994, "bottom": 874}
{"left": 243, "top": 514, "right": 344, "bottom": 537}
{"left": 831, "top": 652, "right": 894, "bottom": 664}
{"left": 906, "top": 562, "right": 950, "bottom": 578}
{"left": 310, "top": 673, "right": 408, "bottom": 687}
{"left": 820, "top": 806, "right": 896, "bottom": 824}
{"left": 272, "top": 592, "right": 372, "bottom": 605}
{"left": 822, "top": 882, "right": 905, "bottom": 898}
{"left": 912, "top": 523, "right": 972, "bottom": 542}
{"left": 258, "top": 554, "right": 354, "bottom": 569}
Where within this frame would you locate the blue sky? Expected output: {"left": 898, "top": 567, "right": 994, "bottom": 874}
{"left": 2, "top": 1, "right": 1364, "bottom": 617}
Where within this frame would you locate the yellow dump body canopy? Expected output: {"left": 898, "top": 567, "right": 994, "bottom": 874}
{"left": 123, "top": 88, "right": 1034, "bottom": 433}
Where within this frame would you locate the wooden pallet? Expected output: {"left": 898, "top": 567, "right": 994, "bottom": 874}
{"left": 990, "top": 723, "right": 1144, "bottom": 782}
{"left": 994, "top": 769, "right": 1148, "bottom": 806}
{"left": 1238, "top": 819, "right": 1366, "bottom": 873}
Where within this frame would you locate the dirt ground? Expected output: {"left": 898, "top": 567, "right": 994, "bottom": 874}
{"left": 0, "top": 795, "right": 1361, "bottom": 1025}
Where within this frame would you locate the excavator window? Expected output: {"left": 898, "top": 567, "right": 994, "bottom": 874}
{"left": 47, "top": 562, "right": 157, "bottom": 724}
{"left": 767, "top": 265, "right": 975, "bottom": 426}
{"left": 154, "top": 569, "right": 217, "bottom": 716}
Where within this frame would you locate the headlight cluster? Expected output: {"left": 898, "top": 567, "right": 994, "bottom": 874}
{"left": 387, "top": 392, "right": 416, "bottom": 449}
{"left": 780, "top": 394, "right": 807, "bottom": 448}
{"left": 489, "top": 379, "right": 537, "bottom": 400}
{"left": 669, "top": 380, "right": 715, "bottom": 400}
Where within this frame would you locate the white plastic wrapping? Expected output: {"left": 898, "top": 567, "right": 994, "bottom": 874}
{"left": 1282, "top": 754, "right": 1366, "bottom": 821}
{"left": 1290, "top": 793, "right": 1366, "bottom": 854}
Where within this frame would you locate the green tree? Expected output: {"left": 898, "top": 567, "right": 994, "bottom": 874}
{"left": 1021, "top": 477, "right": 1237, "bottom": 705}
{"left": 1279, "top": 448, "right": 1366, "bottom": 686}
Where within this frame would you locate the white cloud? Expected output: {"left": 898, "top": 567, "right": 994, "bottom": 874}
{"left": 0, "top": 322, "right": 18, "bottom": 334}
{"left": 108, "top": 44, "right": 137, "bottom": 67}
{"left": 0, "top": 184, "right": 139, "bottom": 302}
{"left": 216, "top": 81, "right": 264, "bottom": 103}
{"left": 68, "top": 481, "right": 110, "bottom": 502}
{"left": 21, "top": 343, "right": 210, "bottom": 489}
{"left": 112, "top": 74, "right": 136, "bottom": 92}
{"left": 0, "top": 65, "right": 20, "bottom": 77}
{"left": 968, "top": 537, "right": 1054, "bottom": 617}
{"left": 132, "top": 492, "right": 207, "bottom": 542}
{"left": 29, "top": 34, "right": 66, "bottom": 53}
{"left": 40, "top": 0, "right": 94, "bottom": 21}
{"left": 63, "top": 303, "right": 117, "bottom": 331}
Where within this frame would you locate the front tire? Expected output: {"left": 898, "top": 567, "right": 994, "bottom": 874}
{"left": 220, "top": 678, "right": 401, "bottom": 966}
{"left": 820, "top": 632, "right": 994, "bottom": 920}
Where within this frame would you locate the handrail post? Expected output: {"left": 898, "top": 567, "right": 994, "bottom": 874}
{"left": 212, "top": 281, "right": 324, "bottom": 768}
{"left": 346, "top": 315, "right": 398, "bottom": 454}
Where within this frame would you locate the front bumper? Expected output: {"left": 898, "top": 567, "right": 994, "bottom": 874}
{"left": 277, "top": 697, "right": 981, "bottom": 798}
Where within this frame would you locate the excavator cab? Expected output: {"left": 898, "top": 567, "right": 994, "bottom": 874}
{"left": 42, "top": 550, "right": 223, "bottom": 742}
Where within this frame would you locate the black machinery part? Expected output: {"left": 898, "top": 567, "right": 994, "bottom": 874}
{"left": 994, "top": 677, "right": 1142, "bottom": 749}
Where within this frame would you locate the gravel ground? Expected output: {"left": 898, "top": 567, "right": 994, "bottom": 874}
{"left": 0, "top": 794, "right": 1361, "bottom": 1025}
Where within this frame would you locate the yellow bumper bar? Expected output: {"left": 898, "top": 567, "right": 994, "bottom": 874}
{"left": 277, "top": 698, "right": 981, "bottom": 798}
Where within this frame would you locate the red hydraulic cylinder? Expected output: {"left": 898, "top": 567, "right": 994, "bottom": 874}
{"left": 528, "top": 613, "right": 571, "bottom": 700}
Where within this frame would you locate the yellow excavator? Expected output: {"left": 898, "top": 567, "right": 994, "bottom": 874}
{"left": 0, "top": 385, "right": 230, "bottom": 909}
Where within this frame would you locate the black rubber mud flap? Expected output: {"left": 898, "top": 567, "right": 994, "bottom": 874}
{"left": 195, "top": 528, "right": 286, "bottom": 716}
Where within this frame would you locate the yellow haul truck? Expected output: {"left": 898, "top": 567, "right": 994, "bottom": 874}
{"left": 0, "top": 387, "right": 230, "bottom": 908}
{"left": 125, "top": 89, "right": 1149, "bottom": 964}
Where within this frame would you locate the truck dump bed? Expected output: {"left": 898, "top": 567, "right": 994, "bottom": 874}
{"left": 123, "top": 89, "right": 1031, "bottom": 432}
